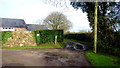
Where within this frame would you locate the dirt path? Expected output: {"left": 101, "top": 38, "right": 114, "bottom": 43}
{"left": 1, "top": 49, "right": 92, "bottom": 67}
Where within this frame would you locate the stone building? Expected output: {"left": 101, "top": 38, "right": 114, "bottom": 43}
{"left": 26, "top": 24, "right": 48, "bottom": 31}
{"left": 0, "top": 18, "right": 27, "bottom": 31}
{"left": 0, "top": 18, "right": 48, "bottom": 31}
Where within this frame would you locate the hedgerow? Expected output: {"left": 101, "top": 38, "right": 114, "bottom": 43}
{"left": 33, "top": 30, "right": 63, "bottom": 44}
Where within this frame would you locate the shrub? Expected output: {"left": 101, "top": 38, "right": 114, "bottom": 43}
{"left": 33, "top": 30, "right": 63, "bottom": 44}
{"left": 97, "top": 31, "right": 120, "bottom": 57}
{"left": 1, "top": 31, "right": 12, "bottom": 44}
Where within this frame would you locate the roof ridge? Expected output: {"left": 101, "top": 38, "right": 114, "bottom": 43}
{"left": 0, "top": 17, "right": 24, "bottom": 20}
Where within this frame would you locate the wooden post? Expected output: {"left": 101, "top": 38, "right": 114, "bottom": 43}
{"left": 94, "top": 0, "right": 98, "bottom": 53}
{"left": 55, "top": 35, "right": 57, "bottom": 44}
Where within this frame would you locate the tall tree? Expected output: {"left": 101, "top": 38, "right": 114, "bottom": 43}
{"left": 70, "top": 2, "right": 119, "bottom": 30}
{"left": 43, "top": 12, "right": 72, "bottom": 32}
{"left": 70, "top": 2, "right": 120, "bottom": 55}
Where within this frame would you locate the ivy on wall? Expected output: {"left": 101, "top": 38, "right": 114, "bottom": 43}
{"left": 0, "top": 31, "right": 12, "bottom": 44}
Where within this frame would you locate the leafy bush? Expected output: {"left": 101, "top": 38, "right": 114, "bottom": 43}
{"left": 97, "top": 31, "right": 120, "bottom": 57}
{"left": 0, "top": 31, "right": 12, "bottom": 44}
{"left": 33, "top": 30, "right": 63, "bottom": 44}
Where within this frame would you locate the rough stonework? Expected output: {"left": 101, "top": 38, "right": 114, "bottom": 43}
{"left": 3, "top": 31, "right": 37, "bottom": 47}
{"left": 14, "top": 28, "right": 27, "bottom": 31}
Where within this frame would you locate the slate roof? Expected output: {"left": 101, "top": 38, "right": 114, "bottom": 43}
{"left": 26, "top": 24, "right": 48, "bottom": 31}
{"left": 0, "top": 18, "right": 27, "bottom": 28}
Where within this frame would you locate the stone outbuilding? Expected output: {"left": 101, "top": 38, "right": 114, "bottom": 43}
{"left": 26, "top": 24, "right": 48, "bottom": 31}
{"left": 0, "top": 18, "right": 27, "bottom": 31}
{"left": 0, "top": 18, "right": 48, "bottom": 31}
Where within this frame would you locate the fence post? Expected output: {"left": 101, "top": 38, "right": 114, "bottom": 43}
{"left": 55, "top": 35, "right": 57, "bottom": 44}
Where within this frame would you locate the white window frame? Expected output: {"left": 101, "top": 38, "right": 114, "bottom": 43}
{"left": 1, "top": 27, "right": 15, "bottom": 31}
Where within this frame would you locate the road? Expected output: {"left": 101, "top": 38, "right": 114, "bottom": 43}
{"left": 1, "top": 49, "right": 92, "bottom": 67}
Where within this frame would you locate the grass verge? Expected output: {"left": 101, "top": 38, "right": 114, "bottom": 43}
{"left": 86, "top": 51, "right": 120, "bottom": 66}
{"left": 1, "top": 43, "right": 65, "bottom": 49}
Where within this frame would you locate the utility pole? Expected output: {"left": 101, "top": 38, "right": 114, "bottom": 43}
{"left": 94, "top": 0, "right": 98, "bottom": 53}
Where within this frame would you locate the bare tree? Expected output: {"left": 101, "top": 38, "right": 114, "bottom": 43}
{"left": 43, "top": 0, "right": 67, "bottom": 7}
{"left": 43, "top": 12, "right": 72, "bottom": 32}
{"left": 42, "top": 0, "right": 70, "bottom": 12}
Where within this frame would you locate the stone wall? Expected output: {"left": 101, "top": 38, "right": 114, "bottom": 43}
{"left": 14, "top": 28, "right": 27, "bottom": 31}
{"left": 0, "top": 28, "right": 2, "bottom": 31}
{"left": 3, "top": 31, "right": 37, "bottom": 47}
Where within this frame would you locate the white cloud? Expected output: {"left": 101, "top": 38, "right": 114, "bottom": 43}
{"left": 63, "top": 7, "right": 91, "bottom": 32}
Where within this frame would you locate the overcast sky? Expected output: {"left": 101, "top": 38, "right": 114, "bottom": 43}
{"left": 0, "top": 0, "right": 91, "bottom": 32}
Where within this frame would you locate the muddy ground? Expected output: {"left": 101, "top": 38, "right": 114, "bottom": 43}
{"left": 1, "top": 49, "right": 92, "bottom": 67}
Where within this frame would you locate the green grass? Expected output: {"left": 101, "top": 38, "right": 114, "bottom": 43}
{"left": 86, "top": 51, "right": 120, "bottom": 66}
{"left": 1, "top": 43, "right": 65, "bottom": 49}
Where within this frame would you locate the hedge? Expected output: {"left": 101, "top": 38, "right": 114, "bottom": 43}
{"left": 0, "top": 31, "right": 12, "bottom": 44}
{"left": 64, "top": 33, "right": 93, "bottom": 42}
{"left": 33, "top": 30, "right": 63, "bottom": 44}
{"left": 65, "top": 32, "right": 120, "bottom": 57}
